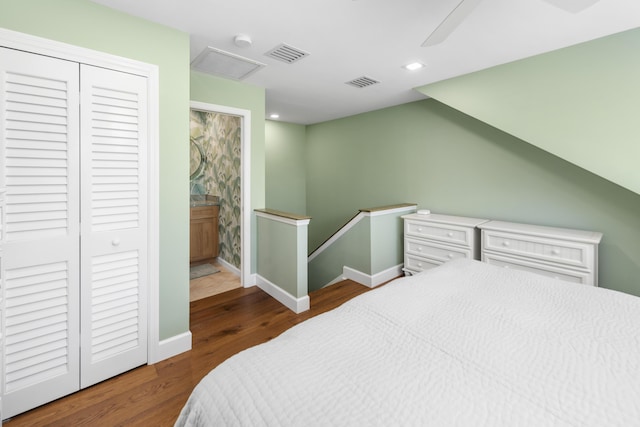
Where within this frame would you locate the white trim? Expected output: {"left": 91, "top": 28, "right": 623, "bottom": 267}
{"left": 0, "top": 28, "right": 163, "bottom": 366}
{"left": 0, "top": 28, "right": 154, "bottom": 78}
{"left": 216, "top": 257, "right": 240, "bottom": 277}
{"left": 155, "top": 331, "right": 192, "bottom": 362}
{"left": 256, "top": 275, "right": 310, "bottom": 313}
{"left": 343, "top": 264, "right": 404, "bottom": 288}
{"left": 146, "top": 63, "right": 161, "bottom": 365}
{"left": 308, "top": 212, "right": 366, "bottom": 262}
{"left": 255, "top": 211, "right": 310, "bottom": 226}
{"left": 244, "top": 273, "right": 258, "bottom": 287}
{"left": 190, "top": 101, "right": 252, "bottom": 291}
{"left": 364, "top": 205, "right": 417, "bottom": 217}
{"left": 216, "top": 257, "right": 258, "bottom": 286}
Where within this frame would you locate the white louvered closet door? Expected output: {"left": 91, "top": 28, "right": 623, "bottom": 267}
{"left": 79, "top": 65, "right": 147, "bottom": 388}
{"left": 0, "top": 48, "right": 149, "bottom": 418}
{"left": 0, "top": 47, "right": 81, "bottom": 418}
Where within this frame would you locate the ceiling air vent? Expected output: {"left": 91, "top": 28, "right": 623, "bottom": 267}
{"left": 265, "top": 43, "right": 309, "bottom": 64}
{"left": 191, "top": 47, "right": 266, "bottom": 80}
{"left": 346, "top": 76, "right": 380, "bottom": 88}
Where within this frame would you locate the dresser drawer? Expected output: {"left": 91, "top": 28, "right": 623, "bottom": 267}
{"left": 405, "top": 238, "right": 471, "bottom": 263}
{"left": 483, "top": 253, "right": 592, "bottom": 285}
{"left": 190, "top": 205, "right": 219, "bottom": 220}
{"left": 482, "top": 230, "right": 594, "bottom": 270}
{"left": 405, "top": 254, "right": 441, "bottom": 273}
{"left": 405, "top": 220, "right": 474, "bottom": 248}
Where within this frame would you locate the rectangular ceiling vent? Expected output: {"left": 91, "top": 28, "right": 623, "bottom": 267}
{"left": 265, "top": 44, "right": 309, "bottom": 64}
{"left": 191, "top": 47, "right": 266, "bottom": 80}
{"left": 346, "top": 76, "right": 380, "bottom": 88}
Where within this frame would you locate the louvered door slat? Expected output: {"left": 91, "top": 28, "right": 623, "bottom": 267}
{"left": 4, "top": 67, "right": 74, "bottom": 240}
{"left": 0, "top": 47, "right": 80, "bottom": 419}
{"left": 80, "top": 64, "right": 147, "bottom": 389}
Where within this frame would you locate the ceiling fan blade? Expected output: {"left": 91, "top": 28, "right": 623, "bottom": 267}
{"left": 541, "top": 0, "right": 600, "bottom": 13}
{"left": 422, "top": 0, "right": 484, "bottom": 47}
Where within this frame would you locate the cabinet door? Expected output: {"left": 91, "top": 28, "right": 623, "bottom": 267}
{"left": 190, "top": 219, "right": 216, "bottom": 262}
{"left": 79, "top": 65, "right": 147, "bottom": 388}
{"left": 0, "top": 47, "right": 81, "bottom": 418}
{"left": 201, "top": 220, "right": 216, "bottom": 259}
{"left": 190, "top": 220, "right": 205, "bottom": 262}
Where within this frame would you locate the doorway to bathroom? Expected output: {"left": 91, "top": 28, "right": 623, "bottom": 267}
{"left": 189, "top": 101, "right": 251, "bottom": 301}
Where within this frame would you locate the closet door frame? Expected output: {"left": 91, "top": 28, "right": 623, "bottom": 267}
{"left": 0, "top": 28, "right": 163, "bottom": 364}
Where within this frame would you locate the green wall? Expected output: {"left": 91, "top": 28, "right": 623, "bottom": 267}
{"left": 305, "top": 99, "right": 640, "bottom": 297}
{"left": 0, "top": 0, "right": 191, "bottom": 339}
{"left": 190, "top": 70, "right": 266, "bottom": 274}
{"left": 371, "top": 213, "right": 406, "bottom": 273}
{"left": 265, "top": 120, "right": 307, "bottom": 215}
{"left": 308, "top": 218, "right": 371, "bottom": 291}
{"left": 257, "top": 215, "right": 308, "bottom": 298}
{"left": 418, "top": 27, "right": 640, "bottom": 196}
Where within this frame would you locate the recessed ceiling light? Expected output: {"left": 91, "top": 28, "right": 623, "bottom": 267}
{"left": 404, "top": 62, "right": 425, "bottom": 71}
{"left": 270, "top": 113, "right": 280, "bottom": 119}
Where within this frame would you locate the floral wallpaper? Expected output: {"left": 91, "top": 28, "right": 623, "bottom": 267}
{"left": 190, "top": 109, "right": 242, "bottom": 268}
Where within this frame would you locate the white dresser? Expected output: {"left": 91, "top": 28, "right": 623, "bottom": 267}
{"left": 402, "top": 213, "right": 488, "bottom": 275}
{"left": 479, "top": 221, "right": 603, "bottom": 286}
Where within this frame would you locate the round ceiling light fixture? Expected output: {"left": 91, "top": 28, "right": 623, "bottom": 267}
{"left": 234, "top": 34, "right": 252, "bottom": 48}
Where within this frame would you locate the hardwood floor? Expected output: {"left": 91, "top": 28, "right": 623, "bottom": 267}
{"left": 5, "top": 279, "right": 380, "bottom": 426}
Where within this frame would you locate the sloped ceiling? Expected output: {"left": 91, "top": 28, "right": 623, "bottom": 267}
{"left": 417, "top": 27, "right": 640, "bottom": 196}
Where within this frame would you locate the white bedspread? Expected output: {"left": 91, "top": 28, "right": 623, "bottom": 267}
{"left": 175, "top": 259, "right": 640, "bottom": 426}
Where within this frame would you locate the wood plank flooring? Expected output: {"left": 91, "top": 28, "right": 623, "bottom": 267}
{"left": 5, "top": 279, "right": 381, "bottom": 426}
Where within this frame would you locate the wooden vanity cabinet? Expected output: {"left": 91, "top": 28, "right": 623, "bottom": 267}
{"left": 190, "top": 205, "right": 219, "bottom": 264}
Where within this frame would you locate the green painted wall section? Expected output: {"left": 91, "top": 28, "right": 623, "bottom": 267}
{"left": 417, "top": 27, "right": 640, "bottom": 196}
{"left": 305, "top": 99, "right": 640, "bottom": 297}
{"left": 370, "top": 213, "right": 409, "bottom": 273}
{"left": 257, "top": 216, "right": 308, "bottom": 298}
{"left": 190, "top": 70, "right": 266, "bottom": 275}
{"left": 265, "top": 120, "right": 307, "bottom": 215}
{"left": 308, "top": 218, "right": 371, "bottom": 291}
{"left": 0, "top": 0, "right": 191, "bottom": 339}
{"left": 306, "top": 208, "right": 411, "bottom": 291}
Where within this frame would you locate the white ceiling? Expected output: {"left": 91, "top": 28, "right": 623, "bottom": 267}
{"left": 92, "top": 0, "right": 640, "bottom": 125}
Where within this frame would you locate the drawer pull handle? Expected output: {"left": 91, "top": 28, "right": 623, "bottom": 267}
{"left": 417, "top": 247, "right": 422, "bottom": 252}
{"left": 551, "top": 249, "right": 560, "bottom": 255}
{"left": 447, "top": 232, "right": 454, "bottom": 237}
{"left": 447, "top": 253, "right": 454, "bottom": 259}
{"left": 417, "top": 227, "right": 423, "bottom": 232}
{"left": 418, "top": 262, "right": 423, "bottom": 267}
{"left": 502, "top": 241, "right": 510, "bottom": 247}
{"left": 112, "top": 238, "right": 121, "bottom": 247}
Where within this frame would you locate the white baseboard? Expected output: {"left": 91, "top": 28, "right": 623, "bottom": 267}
{"left": 151, "top": 331, "right": 192, "bottom": 364}
{"left": 217, "top": 257, "right": 256, "bottom": 287}
{"left": 256, "top": 275, "right": 310, "bottom": 313}
{"left": 244, "top": 273, "right": 257, "bottom": 287}
{"left": 217, "top": 257, "right": 240, "bottom": 276}
{"left": 343, "top": 264, "right": 404, "bottom": 288}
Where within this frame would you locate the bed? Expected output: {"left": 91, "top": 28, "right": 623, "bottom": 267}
{"left": 175, "top": 259, "right": 640, "bottom": 426}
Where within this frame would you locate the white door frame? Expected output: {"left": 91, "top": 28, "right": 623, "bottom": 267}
{"left": 0, "top": 28, "right": 162, "bottom": 364}
{"left": 189, "top": 101, "right": 252, "bottom": 288}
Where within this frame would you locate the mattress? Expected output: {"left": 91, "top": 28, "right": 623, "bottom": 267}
{"left": 175, "top": 259, "right": 640, "bottom": 426}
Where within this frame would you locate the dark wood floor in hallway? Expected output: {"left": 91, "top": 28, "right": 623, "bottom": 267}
{"left": 5, "top": 279, "right": 379, "bottom": 426}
